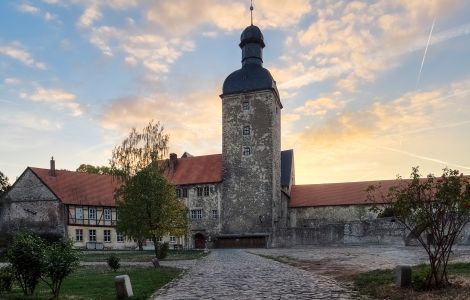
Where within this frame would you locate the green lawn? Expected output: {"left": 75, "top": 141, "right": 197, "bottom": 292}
{"left": 80, "top": 249, "right": 208, "bottom": 262}
{"left": 1, "top": 266, "right": 181, "bottom": 299}
{"left": 353, "top": 262, "right": 470, "bottom": 299}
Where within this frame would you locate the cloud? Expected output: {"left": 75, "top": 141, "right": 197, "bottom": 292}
{"left": 3, "top": 78, "right": 21, "bottom": 86}
{"left": 0, "top": 43, "right": 46, "bottom": 69}
{"left": 75, "top": 0, "right": 139, "bottom": 28}
{"left": 273, "top": 0, "right": 467, "bottom": 93}
{"left": 146, "top": 0, "right": 311, "bottom": 35}
{"left": 17, "top": 3, "right": 40, "bottom": 14}
{"left": 77, "top": 4, "right": 102, "bottom": 28}
{"left": 101, "top": 89, "right": 222, "bottom": 155}
{"left": 294, "top": 97, "right": 340, "bottom": 116}
{"left": 20, "top": 87, "right": 83, "bottom": 116}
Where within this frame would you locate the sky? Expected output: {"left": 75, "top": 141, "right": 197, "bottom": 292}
{"left": 0, "top": 0, "right": 470, "bottom": 185}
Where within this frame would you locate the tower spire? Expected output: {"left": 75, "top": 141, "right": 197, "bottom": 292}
{"left": 250, "top": 0, "right": 254, "bottom": 25}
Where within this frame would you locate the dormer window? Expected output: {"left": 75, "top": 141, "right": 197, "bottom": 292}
{"left": 242, "top": 101, "right": 250, "bottom": 111}
{"left": 243, "top": 126, "right": 251, "bottom": 135}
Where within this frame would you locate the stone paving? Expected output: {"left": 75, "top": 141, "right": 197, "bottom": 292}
{"left": 152, "top": 249, "right": 356, "bottom": 300}
{"left": 249, "top": 245, "right": 470, "bottom": 272}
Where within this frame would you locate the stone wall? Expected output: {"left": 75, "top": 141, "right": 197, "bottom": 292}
{"left": 0, "top": 168, "right": 67, "bottom": 238}
{"left": 178, "top": 183, "right": 222, "bottom": 247}
{"left": 221, "top": 90, "right": 281, "bottom": 243}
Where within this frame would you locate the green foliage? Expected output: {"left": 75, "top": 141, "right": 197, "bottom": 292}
{"left": 76, "top": 164, "right": 114, "bottom": 175}
{"left": 110, "top": 120, "right": 170, "bottom": 181}
{"left": 0, "top": 170, "right": 10, "bottom": 197}
{"left": 42, "top": 240, "right": 80, "bottom": 299}
{"left": 106, "top": 254, "right": 121, "bottom": 272}
{"left": 353, "top": 268, "right": 394, "bottom": 297}
{"left": 377, "top": 206, "right": 395, "bottom": 218}
{"left": 412, "top": 264, "right": 431, "bottom": 291}
{"left": 6, "top": 231, "right": 45, "bottom": 295}
{"left": 116, "top": 166, "right": 188, "bottom": 258}
{"left": 368, "top": 167, "right": 470, "bottom": 289}
{"left": 0, "top": 266, "right": 14, "bottom": 293}
{"left": 156, "top": 242, "right": 170, "bottom": 259}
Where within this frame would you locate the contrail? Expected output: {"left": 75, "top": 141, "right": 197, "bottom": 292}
{"left": 416, "top": 17, "right": 436, "bottom": 88}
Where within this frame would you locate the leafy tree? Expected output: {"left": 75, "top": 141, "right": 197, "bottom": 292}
{"left": 116, "top": 164, "right": 187, "bottom": 260}
{"left": 7, "top": 231, "right": 45, "bottom": 295}
{"left": 41, "top": 240, "right": 80, "bottom": 299}
{"left": 0, "top": 171, "right": 10, "bottom": 197}
{"left": 368, "top": 167, "right": 470, "bottom": 289}
{"left": 76, "top": 164, "right": 113, "bottom": 175}
{"left": 107, "top": 254, "right": 121, "bottom": 272}
{"left": 110, "top": 120, "right": 169, "bottom": 181}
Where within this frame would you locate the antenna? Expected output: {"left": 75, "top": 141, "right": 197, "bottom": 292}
{"left": 250, "top": 0, "right": 254, "bottom": 25}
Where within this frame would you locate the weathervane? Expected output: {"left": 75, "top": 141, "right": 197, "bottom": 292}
{"left": 250, "top": 0, "right": 254, "bottom": 25}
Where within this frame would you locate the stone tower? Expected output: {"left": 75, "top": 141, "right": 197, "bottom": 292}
{"left": 219, "top": 24, "right": 282, "bottom": 247}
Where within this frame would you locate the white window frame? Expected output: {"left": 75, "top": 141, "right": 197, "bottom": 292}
{"left": 182, "top": 188, "right": 188, "bottom": 198}
{"left": 191, "top": 209, "right": 202, "bottom": 220}
{"left": 196, "top": 187, "right": 203, "bottom": 197}
{"left": 242, "top": 101, "right": 250, "bottom": 111}
{"left": 89, "top": 229, "right": 96, "bottom": 242}
{"left": 116, "top": 232, "right": 124, "bottom": 242}
{"left": 75, "top": 229, "right": 83, "bottom": 241}
{"left": 75, "top": 207, "right": 83, "bottom": 219}
{"left": 89, "top": 207, "right": 96, "bottom": 220}
{"left": 104, "top": 230, "right": 111, "bottom": 242}
{"left": 169, "top": 236, "right": 177, "bottom": 244}
{"left": 203, "top": 186, "right": 210, "bottom": 196}
{"left": 243, "top": 126, "right": 251, "bottom": 135}
{"left": 104, "top": 208, "right": 112, "bottom": 221}
{"left": 242, "top": 146, "right": 251, "bottom": 156}
{"left": 212, "top": 209, "right": 218, "bottom": 219}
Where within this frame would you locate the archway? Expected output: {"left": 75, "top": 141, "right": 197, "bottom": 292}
{"left": 194, "top": 233, "right": 206, "bottom": 249}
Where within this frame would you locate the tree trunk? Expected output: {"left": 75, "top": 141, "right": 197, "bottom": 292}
{"left": 138, "top": 240, "right": 144, "bottom": 251}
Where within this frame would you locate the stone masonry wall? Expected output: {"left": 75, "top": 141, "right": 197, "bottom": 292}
{"left": 178, "top": 183, "right": 222, "bottom": 247}
{"left": 221, "top": 90, "right": 281, "bottom": 239}
{"left": 0, "top": 169, "right": 67, "bottom": 238}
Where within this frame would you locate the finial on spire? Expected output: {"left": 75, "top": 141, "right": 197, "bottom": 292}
{"left": 250, "top": 0, "right": 254, "bottom": 25}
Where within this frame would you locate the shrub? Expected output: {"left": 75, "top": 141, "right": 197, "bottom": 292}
{"left": 0, "top": 265, "right": 14, "bottom": 293}
{"left": 7, "top": 231, "right": 45, "bottom": 295}
{"left": 412, "top": 264, "right": 430, "bottom": 291}
{"left": 157, "top": 242, "right": 169, "bottom": 260}
{"left": 107, "top": 254, "right": 121, "bottom": 272}
{"left": 42, "top": 240, "right": 80, "bottom": 299}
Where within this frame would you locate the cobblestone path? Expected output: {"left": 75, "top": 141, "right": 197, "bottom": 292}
{"left": 153, "top": 249, "right": 355, "bottom": 300}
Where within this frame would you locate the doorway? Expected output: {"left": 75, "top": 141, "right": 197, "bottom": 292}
{"left": 194, "top": 233, "right": 206, "bottom": 249}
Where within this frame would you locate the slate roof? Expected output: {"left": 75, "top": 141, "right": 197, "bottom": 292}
{"left": 166, "top": 154, "right": 223, "bottom": 185}
{"left": 289, "top": 179, "right": 402, "bottom": 208}
{"left": 30, "top": 167, "right": 119, "bottom": 207}
{"left": 281, "top": 149, "right": 293, "bottom": 187}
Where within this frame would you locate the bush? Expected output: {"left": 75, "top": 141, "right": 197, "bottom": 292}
{"left": 42, "top": 240, "right": 80, "bottom": 299}
{"left": 157, "top": 242, "right": 169, "bottom": 259}
{"left": 107, "top": 254, "right": 121, "bottom": 272}
{"left": 412, "top": 264, "right": 430, "bottom": 291}
{"left": 0, "top": 265, "right": 14, "bottom": 293}
{"left": 7, "top": 231, "right": 45, "bottom": 295}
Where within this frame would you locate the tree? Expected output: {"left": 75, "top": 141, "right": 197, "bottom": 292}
{"left": 116, "top": 164, "right": 187, "bottom": 259}
{"left": 0, "top": 171, "right": 10, "bottom": 197}
{"left": 76, "top": 164, "right": 113, "bottom": 175}
{"left": 7, "top": 231, "right": 45, "bottom": 295}
{"left": 368, "top": 167, "right": 470, "bottom": 289}
{"left": 41, "top": 240, "right": 79, "bottom": 299}
{"left": 110, "top": 120, "right": 169, "bottom": 182}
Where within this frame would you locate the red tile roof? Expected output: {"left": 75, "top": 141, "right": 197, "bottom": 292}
{"left": 290, "top": 179, "right": 401, "bottom": 208}
{"left": 166, "top": 154, "right": 223, "bottom": 185}
{"left": 30, "top": 167, "right": 120, "bottom": 207}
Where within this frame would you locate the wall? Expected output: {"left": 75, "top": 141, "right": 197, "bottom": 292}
{"left": 221, "top": 90, "right": 281, "bottom": 241}
{"left": 0, "top": 169, "right": 67, "bottom": 238}
{"left": 178, "top": 183, "right": 222, "bottom": 248}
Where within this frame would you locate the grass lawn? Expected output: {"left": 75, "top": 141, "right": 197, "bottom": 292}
{"left": 80, "top": 249, "right": 208, "bottom": 262}
{"left": 354, "top": 262, "right": 470, "bottom": 299}
{"left": 1, "top": 266, "right": 181, "bottom": 299}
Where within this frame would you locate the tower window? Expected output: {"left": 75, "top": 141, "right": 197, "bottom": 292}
{"left": 243, "top": 126, "right": 251, "bottom": 135}
{"left": 242, "top": 146, "right": 251, "bottom": 156}
{"left": 242, "top": 101, "right": 250, "bottom": 111}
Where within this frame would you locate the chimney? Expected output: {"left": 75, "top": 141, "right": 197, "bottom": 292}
{"left": 169, "top": 153, "right": 178, "bottom": 172}
{"left": 50, "top": 156, "right": 56, "bottom": 176}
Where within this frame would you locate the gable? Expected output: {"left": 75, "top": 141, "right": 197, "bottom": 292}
{"left": 4, "top": 169, "right": 57, "bottom": 202}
